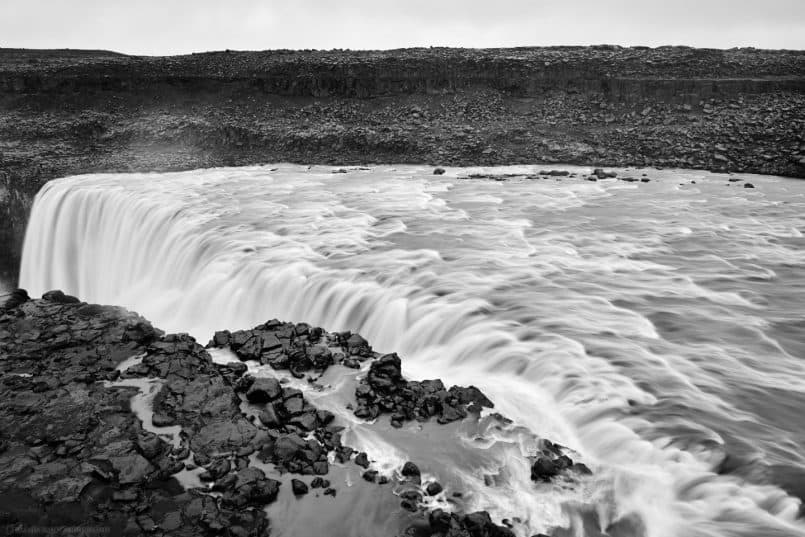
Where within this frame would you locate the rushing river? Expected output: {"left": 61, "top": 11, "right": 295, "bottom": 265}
{"left": 19, "top": 165, "right": 805, "bottom": 537}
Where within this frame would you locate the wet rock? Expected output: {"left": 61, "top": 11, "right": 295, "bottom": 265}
{"left": 41, "top": 290, "right": 81, "bottom": 304}
{"left": 401, "top": 461, "right": 421, "bottom": 479}
{"left": 1, "top": 288, "right": 29, "bottom": 310}
{"left": 433, "top": 167, "right": 446, "bottom": 175}
{"left": 744, "top": 182, "right": 755, "bottom": 188}
{"left": 246, "top": 377, "right": 283, "bottom": 403}
{"left": 354, "top": 452, "right": 370, "bottom": 469}
{"left": 530, "top": 457, "right": 559, "bottom": 482}
{"left": 426, "top": 508, "right": 515, "bottom": 537}
{"left": 258, "top": 405, "right": 282, "bottom": 428}
{"left": 222, "top": 467, "right": 281, "bottom": 508}
{"left": 530, "top": 440, "right": 590, "bottom": 483}
{"left": 354, "top": 352, "right": 493, "bottom": 426}
{"left": 291, "top": 478, "right": 309, "bottom": 496}
{"left": 425, "top": 481, "right": 444, "bottom": 496}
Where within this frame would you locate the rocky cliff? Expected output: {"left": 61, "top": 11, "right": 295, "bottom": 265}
{"left": 1, "top": 46, "right": 804, "bottom": 281}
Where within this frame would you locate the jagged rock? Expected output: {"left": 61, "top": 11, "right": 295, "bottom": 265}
{"left": 426, "top": 509, "right": 515, "bottom": 537}
{"left": 1, "top": 288, "right": 29, "bottom": 310}
{"left": 291, "top": 478, "right": 309, "bottom": 495}
{"left": 246, "top": 377, "right": 283, "bottom": 403}
{"left": 354, "top": 352, "right": 493, "bottom": 426}
{"left": 354, "top": 452, "right": 370, "bottom": 469}
{"left": 221, "top": 467, "right": 281, "bottom": 508}
{"left": 401, "top": 461, "right": 421, "bottom": 479}
{"left": 41, "top": 289, "right": 81, "bottom": 304}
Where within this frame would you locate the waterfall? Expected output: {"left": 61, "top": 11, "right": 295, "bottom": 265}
{"left": 20, "top": 165, "right": 805, "bottom": 537}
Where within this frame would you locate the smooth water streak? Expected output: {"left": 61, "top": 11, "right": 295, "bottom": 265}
{"left": 20, "top": 164, "right": 805, "bottom": 536}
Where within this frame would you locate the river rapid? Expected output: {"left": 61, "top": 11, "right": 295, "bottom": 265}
{"left": 19, "top": 164, "right": 805, "bottom": 537}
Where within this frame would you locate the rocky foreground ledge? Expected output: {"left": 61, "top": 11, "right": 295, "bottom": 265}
{"left": 0, "top": 290, "right": 588, "bottom": 537}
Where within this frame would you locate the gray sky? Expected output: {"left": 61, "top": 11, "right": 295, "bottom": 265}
{"left": 2, "top": 0, "right": 804, "bottom": 54}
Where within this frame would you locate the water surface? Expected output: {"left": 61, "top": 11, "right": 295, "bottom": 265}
{"left": 20, "top": 165, "right": 805, "bottom": 537}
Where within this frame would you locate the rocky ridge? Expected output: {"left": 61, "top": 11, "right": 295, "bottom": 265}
{"left": 0, "top": 290, "right": 588, "bottom": 536}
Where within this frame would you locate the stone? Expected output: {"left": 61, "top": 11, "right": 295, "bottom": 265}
{"left": 291, "top": 478, "right": 309, "bottom": 495}
{"left": 42, "top": 290, "right": 81, "bottom": 304}
{"left": 425, "top": 481, "right": 443, "bottom": 496}
{"left": 258, "top": 405, "right": 282, "bottom": 428}
{"left": 109, "top": 454, "right": 155, "bottom": 484}
{"left": 531, "top": 457, "right": 559, "bottom": 482}
{"left": 354, "top": 452, "right": 370, "bottom": 469}
{"left": 246, "top": 377, "right": 283, "bottom": 403}
{"left": 401, "top": 461, "right": 420, "bottom": 478}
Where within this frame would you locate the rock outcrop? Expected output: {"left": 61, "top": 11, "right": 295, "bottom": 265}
{"left": 0, "top": 290, "right": 589, "bottom": 536}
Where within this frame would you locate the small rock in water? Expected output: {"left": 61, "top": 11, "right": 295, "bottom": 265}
{"left": 291, "top": 479, "right": 309, "bottom": 496}
{"left": 354, "top": 452, "right": 370, "bottom": 469}
{"left": 401, "top": 461, "right": 421, "bottom": 478}
{"left": 425, "top": 481, "right": 443, "bottom": 496}
{"left": 433, "top": 167, "right": 446, "bottom": 175}
{"left": 744, "top": 183, "right": 755, "bottom": 188}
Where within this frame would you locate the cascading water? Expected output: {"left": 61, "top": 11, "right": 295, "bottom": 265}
{"left": 19, "top": 164, "right": 805, "bottom": 537}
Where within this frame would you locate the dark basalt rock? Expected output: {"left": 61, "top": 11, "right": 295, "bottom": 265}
{"left": 209, "top": 321, "right": 365, "bottom": 375}
{"left": 221, "top": 467, "right": 281, "bottom": 508}
{"left": 291, "top": 478, "right": 309, "bottom": 495}
{"left": 425, "top": 508, "right": 516, "bottom": 537}
{"left": 530, "top": 440, "right": 591, "bottom": 483}
{"left": 41, "top": 289, "right": 81, "bottom": 304}
{"left": 433, "top": 167, "right": 446, "bottom": 175}
{"left": 401, "top": 461, "right": 421, "bottom": 479}
{"left": 1, "top": 288, "right": 29, "bottom": 310}
{"left": 353, "top": 352, "right": 494, "bottom": 426}
{"left": 0, "top": 291, "right": 589, "bottom": 536}
{"left": 425, "top": 481, "right": 444, "bottom": 496}
{"left": 0, "top": 293, "right": 276, "bottom": 535}
{"left": 246, "top": 376, "right": 283, "bottom": 403}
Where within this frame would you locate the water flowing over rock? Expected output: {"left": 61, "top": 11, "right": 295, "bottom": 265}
{"left": 1, "top": 293, "right": 579, "bottom": 536}
{"left": 15, "top": 166, "right": 805, "bottom": 537}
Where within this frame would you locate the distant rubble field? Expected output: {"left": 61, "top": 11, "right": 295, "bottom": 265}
{"left": 0, "top": 45, "right": 804, "bottom": 278}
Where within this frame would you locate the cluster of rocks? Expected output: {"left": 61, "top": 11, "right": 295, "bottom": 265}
{"left": 353, "top": 353, "right": 494, "bottom": 427}
{"left": 529, "top": 440, "right": 591, "bottom": 483}
{"left": 1, "top": 290, "right": 594, "bottom": 536}
{"left": 210, "top": 323, "right": 373, "bottom": 375}
{"left": 0, "top": 291, "right": 271, "bottom": 535}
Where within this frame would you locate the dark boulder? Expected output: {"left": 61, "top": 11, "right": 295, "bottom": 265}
{"left": 42, "top": 290, "right": 81, "bottom": 304}
{"left": 425, "top": 481, "right": 443, "bottom": 496}
{"left": 291, "top": 479, "right": 309, "bottom": 496}
{"left": 1, "top": 288, "right": 29, "bottom": 309}
{"left": 246, "top": 377, "right": 283, "bottom": 403}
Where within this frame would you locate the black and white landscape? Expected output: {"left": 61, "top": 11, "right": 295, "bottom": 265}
{"left": 1, "top": 2, "right": 805, "bottom": 537}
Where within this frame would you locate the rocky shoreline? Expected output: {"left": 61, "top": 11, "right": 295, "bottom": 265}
{"left": 0, "top": 290, "right": 588, "bottom": 536}
{"left": 1, "top": 45, "right": 804, "bottom": 280}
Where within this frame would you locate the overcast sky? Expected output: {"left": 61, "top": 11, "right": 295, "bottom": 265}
{"left": 2, "top": 0, "right": 804, "bottom": 55}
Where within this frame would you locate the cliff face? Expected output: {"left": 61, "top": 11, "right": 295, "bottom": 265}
{"left": 1, "top": 46, "right": 804, "bottom": 281}
{"left": 3, "top": 46, "right": 803, "bottom": 99}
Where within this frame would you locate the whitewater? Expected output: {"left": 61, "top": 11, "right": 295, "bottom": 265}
{"left": 19, "top": 164, "right": 805, "bottom": 536}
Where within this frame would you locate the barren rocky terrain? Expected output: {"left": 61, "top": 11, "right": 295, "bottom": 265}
{"left": 1, "top": 46, "right": 804, "bottom": 281}
{"left": 0, "top": 290, "right": 587, "bottom": 536}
